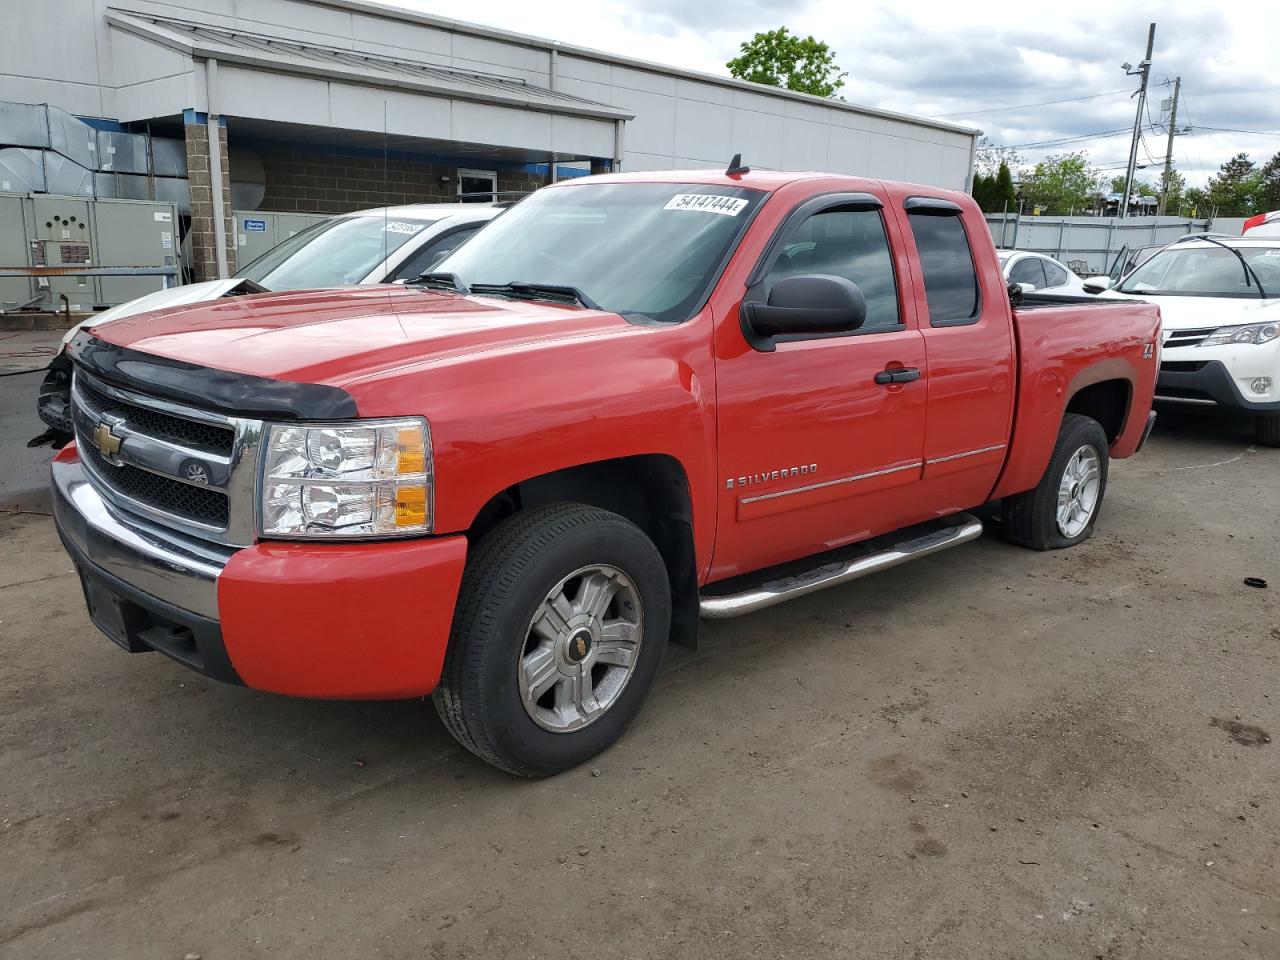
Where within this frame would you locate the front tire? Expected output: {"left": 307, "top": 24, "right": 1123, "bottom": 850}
{"left": 433, "top": 503, "right": 671, "bottom": 777}
{"left": 1002, "top": 414, "right": 1109, "bottom": 551}
{"left": 1255, "top": 414, "right": 1280, "bottom": 448}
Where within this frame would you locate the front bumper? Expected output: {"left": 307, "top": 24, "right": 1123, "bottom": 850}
{"left": 1156, "top": 359, "right": 1280, "bottom": 414}
{"left": 53, "top": 447, "right": 469, "bottom": 699}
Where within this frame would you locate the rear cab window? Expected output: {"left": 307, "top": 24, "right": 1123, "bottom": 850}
{"left": 905, "top": 203, "right": 982, "bottom": 326}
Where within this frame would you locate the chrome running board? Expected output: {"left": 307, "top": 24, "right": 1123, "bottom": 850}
{"left": 698, "top": 513, "right": 984, "bottom": 619}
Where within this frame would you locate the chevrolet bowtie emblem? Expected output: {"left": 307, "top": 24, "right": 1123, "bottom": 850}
{"left": 92, "top": 421, "right": 122, "bottom": 457}
{"left": 575, "top": 637, "right": 587, "bottom": 658}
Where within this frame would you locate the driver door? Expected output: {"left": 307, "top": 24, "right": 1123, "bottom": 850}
{"left": 710, "top": 191, "right": 930, "bottom": 579}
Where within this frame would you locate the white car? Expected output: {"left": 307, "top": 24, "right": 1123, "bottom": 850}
{"left": 35, "top": 203, "right": 503, "bottom": 444}
{"left": 998, "top": 250, "right": 1089, "bottom": 295}
{"left": 1093, "top": 235, "right": 1280, "bottom": 445}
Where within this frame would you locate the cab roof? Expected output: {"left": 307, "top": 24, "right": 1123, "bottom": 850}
{"left": 550, "top": 168, "right": 975, "bottom": 205}
{"left": 562, "top": 168, "right": 834, "bottom": 193}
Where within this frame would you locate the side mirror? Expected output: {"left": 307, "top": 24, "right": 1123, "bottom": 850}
{"left": 742, "top": 274, "right": 866, "bottom": 350}
{"left": 1016, "top": 282, "right": 1036, "bottom": 294}
{"left": 1082, "top": 276, "right": 1113, "bottom": 293}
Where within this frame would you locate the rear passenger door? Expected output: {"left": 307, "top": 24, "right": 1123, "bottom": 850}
{"left": 896, "top": 197, "right": 1016, "bottom": 510}
{"left": 712, "top": 191, "right": 930, "bottom": 578}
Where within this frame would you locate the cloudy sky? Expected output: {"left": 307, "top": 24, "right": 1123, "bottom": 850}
{"left": 399, "top": 0, "right": 1280, "bottom": 190}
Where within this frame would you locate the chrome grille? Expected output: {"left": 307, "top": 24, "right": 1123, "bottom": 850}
{"left": 80, "top": 440, "right": 230, "bottom": 526}
{"left": 1163, "top": 327, "right": 1217, "bottom": 349}
{"left": 70, "top": 368, "right": 262, "bottom": 547}
{"left": 76, "top": 376, "right": 233, "bottom": 453}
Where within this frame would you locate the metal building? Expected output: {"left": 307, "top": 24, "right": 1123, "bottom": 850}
{"left": 3, "top": 0, "right": 978, "bottom": 280}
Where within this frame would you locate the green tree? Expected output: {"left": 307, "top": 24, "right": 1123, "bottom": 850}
{"left": 1110, "top": 174, "right": 1156, "bottom": 197}
{"left": 1019, "top": 152, "right": 1103, "bottom": 214}
{"left": 726, "top": 27, "right": 846, "bottom": 98}
{"left": 1206, "top": 153, "right": 1265, "bottom": 216}
{"left": 1183, "top": 186, "right": 1207, "bottom": 218}
{"left": 971, "top": 172, "right": 992, "bottom": 210}
{"left": 993, "top": 161, "right": 1017, "bottom": 212}
{"left": 1158, "top": 168, "right": 1186, "bottom": 215}
{"left": 1260, "top": 152, "right": 1280, "bottom": 211}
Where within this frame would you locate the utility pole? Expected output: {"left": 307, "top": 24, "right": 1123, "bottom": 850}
{"left": 1120, "top": 22, "right": 1156, "bottom": 220}
{"left": 1158, "top": 76, "right": 1181, "bottom": 216}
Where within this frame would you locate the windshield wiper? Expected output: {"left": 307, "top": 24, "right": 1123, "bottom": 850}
{"left": 1178, "top": 235, "right": 1268, "bottom": 299}
{"left": 411, "top": 271, "right": 467, "bottom": 292}
{"left": 469, "top": 281, "right": 600, "bottom": 309}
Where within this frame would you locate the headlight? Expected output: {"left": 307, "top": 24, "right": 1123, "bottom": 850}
{"left": 260, "top": 418, "right": 432, "bottom": 538}
{"left": 1198, "top": 322, "right": 1280, "bottom": 347}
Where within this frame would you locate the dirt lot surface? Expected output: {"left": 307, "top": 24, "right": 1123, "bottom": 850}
{"left": 2, "top": 412, "right": 1278, "bottom": 959}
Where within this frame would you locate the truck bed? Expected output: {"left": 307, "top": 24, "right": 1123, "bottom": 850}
{"left": 991, "top": 294, "right": 1162, "bottom": 501}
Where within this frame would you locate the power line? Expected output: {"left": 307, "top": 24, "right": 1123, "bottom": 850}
{"left": 1191, "top": 125, "right": 1280, "bottom": 137}
{"left": 1173, "top": 91, "right": 1210, "bottom": 190}
{"left": 1005, "top": 128, "right": 1132, "bottom": 149}
{"left": 928, "top": 88, "right": 1132, "bottom": 119}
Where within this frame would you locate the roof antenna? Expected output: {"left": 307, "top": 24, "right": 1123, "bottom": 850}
{"left": 725, "top": 153, "right": 750, "bottom": 177}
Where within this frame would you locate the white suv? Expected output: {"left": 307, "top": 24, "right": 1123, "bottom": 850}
{"left": 1095, "top": 235, "right": 1280, "bottom": 445}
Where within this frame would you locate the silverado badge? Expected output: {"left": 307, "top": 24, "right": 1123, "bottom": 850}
{"left": 91, "top": 421, "right": 122, "bottom": 458}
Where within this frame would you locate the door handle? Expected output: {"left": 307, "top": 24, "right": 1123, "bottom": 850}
{"left": 874, "top": 366, "right": 921, "bottom": 385}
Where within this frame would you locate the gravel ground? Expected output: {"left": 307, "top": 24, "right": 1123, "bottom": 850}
{"left": 1, "top": 410, "right": 1277, "bottom": 959}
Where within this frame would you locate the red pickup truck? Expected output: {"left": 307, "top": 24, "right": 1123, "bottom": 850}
{"left": 53, "top": 168, "right": 1160, "bottom": 776}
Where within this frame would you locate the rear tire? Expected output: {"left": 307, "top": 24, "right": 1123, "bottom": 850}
{"left": 1002, "top": 414, "right": 1109, "bottom": 551}
{"left": 1255, "top": 414, "right": 1280, "bottom": 448}
{"left": 433, "top": 503, "right": 670, "bottom": 778}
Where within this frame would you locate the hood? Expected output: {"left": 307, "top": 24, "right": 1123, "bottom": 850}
{"left": 1099, "top": 288, "right": 1280, "bottom": 332}
{"left": 61, "top": 278, "right": 265, "bottom": 347}
{"left": 83, "top": 285, "right": 634, "bottom": 387}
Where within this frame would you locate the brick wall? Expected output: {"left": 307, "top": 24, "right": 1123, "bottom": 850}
{"left": 255, "top": 146, "right": 546, "bottom": 214}
{"left": 184, "top": 120, "right": 237, "bottom": 281}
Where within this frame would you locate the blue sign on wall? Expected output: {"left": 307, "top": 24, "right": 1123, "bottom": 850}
{"left": 243, "top": 218, "right": 267, "bottom": 232}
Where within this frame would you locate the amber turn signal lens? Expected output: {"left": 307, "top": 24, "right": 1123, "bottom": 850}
{"left": 396, "top": 427, "right": 427, "bottom": 474}
{"left": 395, "top": 486, "right": 428, "bottom": 527}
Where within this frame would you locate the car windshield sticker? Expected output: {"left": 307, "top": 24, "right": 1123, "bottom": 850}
{"left": 663, "top": 194, "right": 749, "bottom": 217}
{"left": 383, "top": 221, "right": 425, "bottom": 235}
{"left": 1264, "top": 249, "right": 1280, "bottom": 257}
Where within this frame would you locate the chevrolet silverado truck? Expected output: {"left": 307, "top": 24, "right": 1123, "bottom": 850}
{"left": 52, "top": 168, "right": 1161, "bottom": 777}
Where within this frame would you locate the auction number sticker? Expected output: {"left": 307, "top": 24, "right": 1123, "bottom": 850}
{"left": 664, "top": 194, "right": 748, "bottom": 217}
{"left": 383, "top": 221, "right": 425, "bottom": 235}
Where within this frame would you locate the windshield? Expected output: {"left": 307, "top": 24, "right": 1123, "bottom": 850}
{"left": 236, "top": 215, "right": 437, "bottom": 289}
{"left": 1118, "top": 243, "right": 1280, "bottom": 298}
{"left": 433, "top": 182, "right": 765, "bottom": 322}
